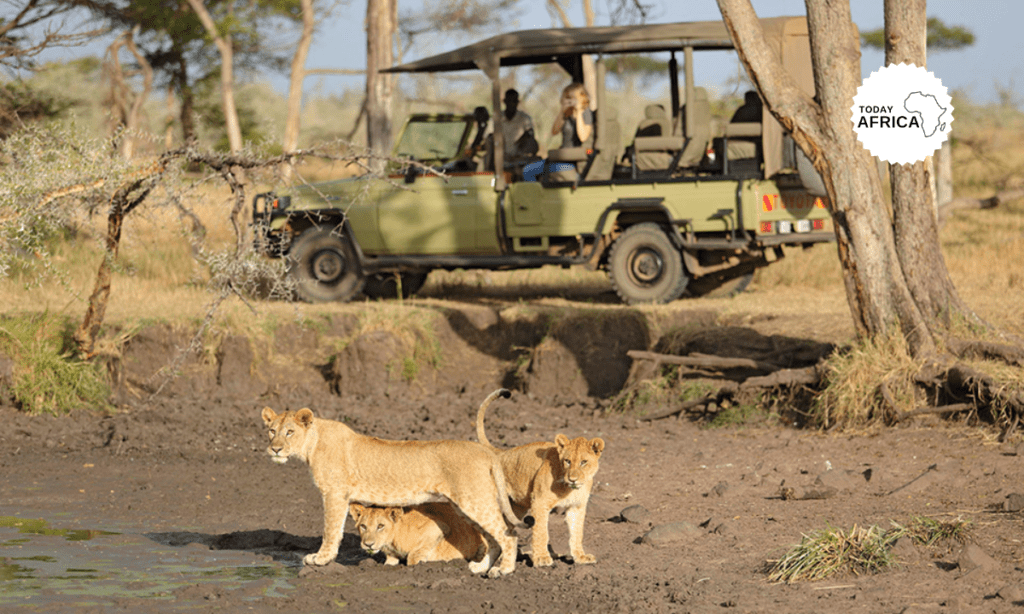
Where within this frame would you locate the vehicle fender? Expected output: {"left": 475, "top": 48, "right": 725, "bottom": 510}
{"left": 594, "top": 199, "right": 686, "bottom": 251}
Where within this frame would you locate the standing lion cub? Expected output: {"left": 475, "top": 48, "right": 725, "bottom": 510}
{"left": 475, "top": 389, "right": 605, "bottom": 567}
{"left": 349, "top": 502, "right": 486, "bottom": 566}
{"left": 261, "top": 406, "right": 523, "bottom": 577}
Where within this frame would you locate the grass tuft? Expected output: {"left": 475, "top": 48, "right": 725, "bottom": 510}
{"left": 812, "top": 329, "right": 922, "bottom": 429}
{"left": 0, "top": 313, "right": 111, "bottom": 415}
{"left": 767, "top": 516, "right": 971, "bottom": 584}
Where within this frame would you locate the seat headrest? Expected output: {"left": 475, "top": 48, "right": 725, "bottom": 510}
{"left": 644, "top": 104, "right": 667, "bottom": 120}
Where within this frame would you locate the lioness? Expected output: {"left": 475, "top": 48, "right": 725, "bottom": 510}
{"left": 261, "top": 406, "right": 523, "bottom": 577}
{"left": 349, "top": 502, "right": 486, "bottom": 566}
{"left": 475, "top": 389, "right": 605, "bottom": 567}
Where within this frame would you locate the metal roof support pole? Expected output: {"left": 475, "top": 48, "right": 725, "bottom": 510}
{"left": 475, "top": 53, "right": 506, "bottom": 191}
{"left": 684, "top": 46, "right": 694, "bottom": 138}
{"left": 596, "top": 55, "right": 606, "bottom": 142}
{"left": 669, "top": 52, "right": 679, "bottom": 127}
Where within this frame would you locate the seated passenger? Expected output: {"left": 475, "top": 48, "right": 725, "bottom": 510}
{"left": 523, "top": 82, "right": 593, "bottom": 182}
{"left": 730, "top": 90, "right": 763, "bottom": 123}
{"left": 501, "top": 88, "right": 538, "bottom": 160}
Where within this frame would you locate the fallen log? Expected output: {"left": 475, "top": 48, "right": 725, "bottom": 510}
{"left": 896, "top": 403, "right": 975, "bottom": 421}
{"left": 945, "top": 337, "right": 1024, "bottom": 367}
{"left": 627, "top": 350, "right": 781, "bottom": 372}
{"left": 938, "top": 188, "right": 1024, "bottom": 226}
{"left": 741, "top": 366, "right": 822, "bottom": 389}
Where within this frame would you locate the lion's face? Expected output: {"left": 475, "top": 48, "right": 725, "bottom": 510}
{"left": 554, "top": 434, "right": 605, "bottom": 490}
{"left": 350, "top": 504, "right": 401, "bottom": 554}
{"left": 261, "top": 407, "right": 314, "bottom": 465}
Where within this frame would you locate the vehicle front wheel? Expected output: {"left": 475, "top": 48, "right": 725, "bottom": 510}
{"left": 287, "top": 226, "right": 364, "bottom": 303}
{"left": 362, "top": 271, "right": 429, "bottom": 299}
{"left": 608, "top": 223, "right": 688, "bottom": 305}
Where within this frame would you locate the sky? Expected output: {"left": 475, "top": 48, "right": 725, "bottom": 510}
{"left": 291, "top": 0, "right": 1020, "bottom": 104}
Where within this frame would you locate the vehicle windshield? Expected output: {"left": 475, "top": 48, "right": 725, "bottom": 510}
{"left": 394, "top": 116, "right": 472, "bottom": 162}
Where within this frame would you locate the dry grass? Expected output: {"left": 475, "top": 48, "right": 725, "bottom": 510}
{"left": 814, "top": 329, "right": 922, "bottom": 429}
{"left": 767, "top": 516, "right": 971, "bottom": 584}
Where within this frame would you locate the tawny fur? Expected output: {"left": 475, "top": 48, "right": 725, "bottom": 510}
{"left": 349, "top": 502, "right": 486, "bottom": 566}
{"left": 475, "top": 388, "right": 605, "bottom": 567}
{"left": 261, "top": 406, "right": 522, "bottom": 577}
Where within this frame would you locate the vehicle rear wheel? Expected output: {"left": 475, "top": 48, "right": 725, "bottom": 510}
{"left": 608, "top": 223, "right": 688, "bottom": 305}
{"left": 362, "top": 271, "right": 429, "bottom": 299}
{"left": 288, "top": 226, "right": 364, "bottom": 303}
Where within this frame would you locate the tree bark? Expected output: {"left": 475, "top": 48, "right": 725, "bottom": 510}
{"left": 282, "top": 0, "right": 316, "bottom": 181}
{"left": 121, "top": 29, "right": 153, "bottom": 160}
{"left": 548, "top": 0, "right": 597, "bottom": 108}
{"left": 172, "top": 49, "right": 197, "bottom": 144}
{"left": 366, "top": 0, "right": 396, "bottom": 170}
{"left": 884, "top": 0, "right": 976, "bottom": 343}
{"left": 716, "top": 0, "right": 934, "bottom": 354}
{"left": 185, "top": 0, "right": 243, "bottom": 153}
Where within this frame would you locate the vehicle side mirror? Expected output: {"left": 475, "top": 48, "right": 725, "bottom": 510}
{"left": 405, "top": 161, "right": 417, "bottom": 184}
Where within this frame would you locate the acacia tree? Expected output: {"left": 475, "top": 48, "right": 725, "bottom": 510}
{"left": 184, "top": 0, "right": 243, "bottom": 152}
{"left": 366, "top": 0, "right": 397, "bottom": 167}
{"left": 715, "top": 0, "right": 1022, "bottom": 423}
{"left": 282, "top": 0, "right": 316, "bottom": 173}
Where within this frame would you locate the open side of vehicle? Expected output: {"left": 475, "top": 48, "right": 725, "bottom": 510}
{"left": 253, "top": 16, "right": 833, "bottom": 304}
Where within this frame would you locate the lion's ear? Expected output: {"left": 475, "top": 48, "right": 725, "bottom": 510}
{"left": 295, "top": 408, "right": 314, "bottom": 427}
{"left": 591, "top": 438, "right": 605, "bottom": 456}
{"left": 387, "top": 508, "right": 403, "bottom": 522}
{"left": 554, "top": 434, "right": 570, "bottom": 450}
{"left": 261, "top": 407, "right": 278, "bottom": 426}
{"left": 349, "top": 503, "right": 366, "bottom": 519}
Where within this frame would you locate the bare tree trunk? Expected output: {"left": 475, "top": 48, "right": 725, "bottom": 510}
{"left": 716, "top": 0, "right": 932, "bottom": 352}
{"left": 366, "top": 0, "right": 396, "bottom": 170}
{"left": 884, "top": 0, "right": 976, "bottom": 342}
{"left": 165, "top": 85, "right": 175, "bottom": 149}
{"left": 121, "top": 29, "right": 153, "bottom": 160}
{"left": 172, "top": 50, "right": 197, "bottom": 144}
{"left": 186, "top": 0, "right": 243, "bottom": 153}
{"left": 282, "top": 0, "right": 316, "bottom": 180}
{"left": 548, "top": 0, "right": 597, "bottom": 108}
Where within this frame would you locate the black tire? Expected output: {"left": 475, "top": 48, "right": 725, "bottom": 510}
{"left": 608, "top": 223, "right": 689, "bottom": 305}
{"left": 287, "top": 226, "right": 364, "bottom": 303}
{"left": 362, "top": 271, "right": 429, "bottom": 299}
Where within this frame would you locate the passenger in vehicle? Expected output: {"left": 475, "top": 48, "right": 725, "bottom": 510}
{"left": 730, "top": 90, "right": 762, "bottom": 123}
{"left": 522, "top": 83, "right": 593, "bottom": 181}
{"left": 501, "top": 89, "right": 538, "bottom": 160}
{"left": 553, "top": 82, "right": 593, "bottom": 148}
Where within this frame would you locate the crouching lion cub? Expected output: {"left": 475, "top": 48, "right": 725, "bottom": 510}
{"left": 261, "top": 406, "right": 524, "bottom": 577}
{"left": 475, "top": 389, "right": 605, "bottom": 567}
{"left": 349, "top": 502, "right": 486, "bottom": 566}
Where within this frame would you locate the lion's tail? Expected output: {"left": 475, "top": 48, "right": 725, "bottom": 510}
{"left": 475, "top": 388, "right": 511, "bottom": 449}
{"left": 491, "top": 456, "right": 532, "bottom": 529}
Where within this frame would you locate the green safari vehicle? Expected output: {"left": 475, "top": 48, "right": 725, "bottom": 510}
{"left": 253, "top": 16, "right": 833, "bottom": 304}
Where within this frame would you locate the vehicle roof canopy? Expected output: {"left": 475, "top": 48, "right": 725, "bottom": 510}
{"left": 384, "top": 17, "right": 809, "bottom": 75}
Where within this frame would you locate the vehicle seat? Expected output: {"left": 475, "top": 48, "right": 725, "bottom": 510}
{"left": 716, "top": 90, "right": 763, "bottom": 173}
{"left": 584, "top": 108, "right": 621, "bottom": 181}
{"left": 544, "top": 115, "right": 597, "bottom": 183}
{"left": 675, "top": 86, "right": 711, "bottom": 168}
{"left": 631, "top": 104, "right": 684, "bottom": 173}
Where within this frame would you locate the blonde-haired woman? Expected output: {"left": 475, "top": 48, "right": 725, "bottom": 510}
{"left": 523, "top": 82, "right": 594, "bottom": 181}
{"left": 551, "top": 82, "right": 593, "bottom": 148}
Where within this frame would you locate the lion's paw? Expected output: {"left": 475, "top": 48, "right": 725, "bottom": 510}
{"left": 303, "top": 552, "right": 334, "bottom": 566}
{"left": 532, "top": 553, "right": 554, "bottom": 567}
{"left": 468, "top": 559, "right": 490, "bottom": 575}
{"left": 573, "top": 553, "right": 596, "bottom": 565}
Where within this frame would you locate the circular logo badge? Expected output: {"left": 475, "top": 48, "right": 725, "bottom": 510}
{"left": 851, "top": 63, "right": 953, "bottom": 165}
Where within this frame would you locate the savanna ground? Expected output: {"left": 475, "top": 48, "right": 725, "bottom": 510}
{"left": 1, "top": 127, "right": 1024, "bottom": 612}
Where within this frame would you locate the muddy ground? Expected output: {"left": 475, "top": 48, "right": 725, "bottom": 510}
{"left": 2, "top": 295, "right": 1023, "bottom": 613}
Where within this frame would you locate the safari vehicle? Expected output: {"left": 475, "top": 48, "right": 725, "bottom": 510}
{"left": 253, "top": 16, "right": 832, "bottom": 304}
